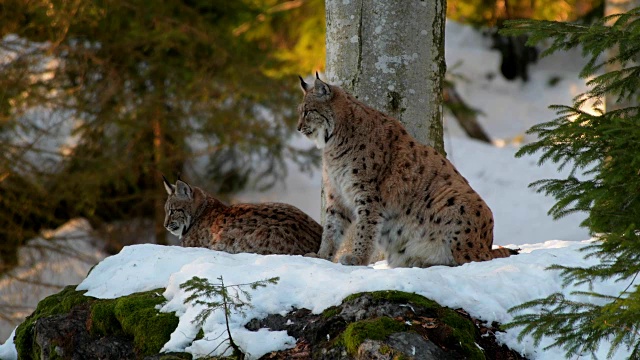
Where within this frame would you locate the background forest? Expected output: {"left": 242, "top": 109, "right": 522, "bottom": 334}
{"left": 0, "top": 0, "right": 326, "bottom": 268}
{"left": 0, "top": 0, "right": 605, "bottom": 273}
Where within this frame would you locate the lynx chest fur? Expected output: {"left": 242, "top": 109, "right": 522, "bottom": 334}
{"left": 297, "top": 75, "right": 515, "bottom": 268}
{"left": 163, "top": 178, "right": 321, "bottom": 256}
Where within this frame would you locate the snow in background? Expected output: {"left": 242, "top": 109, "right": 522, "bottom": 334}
{"left": 238, "top": 20, "right": 591, "bottom": 245}
{"left": 0, "top": 20, "right": 604, "bottom": 358}
{"left": 0, "top": 219, "right": 106, "bottom": 342}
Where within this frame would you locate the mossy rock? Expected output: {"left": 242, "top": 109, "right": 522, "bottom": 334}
{"left": 332, "top": 291, "right": 485, "bottom": 359}
{"left": 342, "top": 289, "right": 436, "bottom": 306}
{"left": 255, "top": 290, "right": 497, "bottom": 359}
{"left": 14, "top": 285, "right": 93, "bottom": 360}
{"left": 92, "top": 289, "right": 179, "bottom": 356}
{"left": 339, "top": 316, "right": 407, "bottom": 356}
{"left": 321, "top": 305, "right": 341, "bottom": 319}
{"left": 14, "top": 285, "right": 180, "bottom": 360}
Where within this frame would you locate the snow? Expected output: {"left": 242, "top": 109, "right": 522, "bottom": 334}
{"left": 0, "top": 328, "right": 16, "bottom": 360}
{"left": 0, "top": 20, "right": 620, "bottom": 359}
{"left": 0, "top": 241, "right": 630, "bottom": 359}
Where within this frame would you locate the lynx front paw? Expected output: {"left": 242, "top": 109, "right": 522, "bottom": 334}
{"left": 304, "top": 252, "right": 320, "bottom": 258}
{"left": 339, "top": 254, "right": 363, "bottom": 266}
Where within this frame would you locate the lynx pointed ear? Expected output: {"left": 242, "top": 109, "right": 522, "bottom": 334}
{"left": 175, "top": 180, "right": 193, "bottom": 199}
{"left": 299, "top": 75, "right": 311, "bottom": 93}
{"left": 162, "top": 175, "right": 174, "bottom": 195}
{"left": 315, "top": 71, "right": 320, "bottom": 79}
{"left": 313, "top": 76, "right": 331, "bottom": 100}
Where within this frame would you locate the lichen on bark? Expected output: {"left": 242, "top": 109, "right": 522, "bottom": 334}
{"left": 325, "top": 0, "right": 446, "bottom": 154}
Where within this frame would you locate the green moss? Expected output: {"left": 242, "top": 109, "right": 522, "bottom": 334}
{"left": 341, "top": 291, "right": 484, "bottom": 359}
{"left": 341, "top": 317, "right": 406, "bottom": 356}
{"left": 438, "top": 308, "right": 484, "bottom": 360}
{"left": 100, "top": 289, "right": 178, "bottom": 356}
{"left": 379, "top": 344, "right": 393, "bottom": 354}
{"left": 90, "top": 300, "right": 121, "bottom": 336}
{"left": 321, "top": 305, "right": 340, "bottom": 319}
{"left": 14, "top": 285, "right": 94, "bottom": 360}
{"left": 346, "top": 290, "right": 441, "bottom": 309}
{"left": 15, "top": 286, "right": 179, "bottom": 360}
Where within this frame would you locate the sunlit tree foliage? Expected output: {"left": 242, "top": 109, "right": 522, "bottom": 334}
{"left": 0, "top": 0, "right": 324, "bottom": 269}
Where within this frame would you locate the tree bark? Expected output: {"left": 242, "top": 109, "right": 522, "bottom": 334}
{"left": 152, "top": 114, "right": 168, "bottom": 246}
{"left": 325, "top": 0, "right": 447, "bottom": 154}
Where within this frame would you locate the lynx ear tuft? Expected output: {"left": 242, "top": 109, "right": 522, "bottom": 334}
{"left": 315, "top": 71, "right": 320, "bottom": 79}
{"left": 175, "top": 180, "right": 193, "bottom": 199}
{"left": 313, "top": 76, "right": 331, "bottom": 99}
{"left": 162, "top": 175, "right": 174, "bottom": 195}
{"left": 299, "top": 75, "right": 311, "bottom": 93}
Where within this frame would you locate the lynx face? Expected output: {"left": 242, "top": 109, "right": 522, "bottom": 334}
{"left": 297, "top": 75, "right": 335, "bottom": 149}
{"left": 163, "top": 180, "right": 193, "bottom": 239}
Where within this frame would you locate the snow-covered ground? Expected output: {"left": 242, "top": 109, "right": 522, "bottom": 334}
{"left": 0, "top": 20, "right": 610, "bottom": 359}
{"left": 3, "top": 241, "right": 636, "bottom": 360}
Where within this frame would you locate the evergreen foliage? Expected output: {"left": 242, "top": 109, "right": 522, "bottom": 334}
{"left": 501, "top": 8, "right": 640, "bottom": 359}
{"left": 0, "top": 0, "right": 323, "bottom": 269}
{"left": 180, "top": 275, "right": 279, "bottom": 358}
{"left": 447, "top": 0, "right": 603, "bottom": 27}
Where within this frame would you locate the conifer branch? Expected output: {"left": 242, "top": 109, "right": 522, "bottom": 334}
{"left": 180, "top": 275, "right": 280, "bottom": 359}
{"left": 503, "top": 6, "right": 640, "bottom": 358}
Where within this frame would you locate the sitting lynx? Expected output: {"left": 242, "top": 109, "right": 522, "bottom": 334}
{"left": 163, "top": 177, "right": 322, "bottom": 256}
{"left": 297, "top": 74, "right": 516, "bottom": 268}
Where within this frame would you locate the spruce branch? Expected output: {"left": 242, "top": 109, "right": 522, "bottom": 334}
{"left": 503, "top": 6, "right": 640, "bottom": 359}
{"left": 180, "top": 275, "right": 280, "bottom": 359}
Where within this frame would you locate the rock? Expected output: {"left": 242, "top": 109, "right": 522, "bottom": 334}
{"left": 250, "top": 291, "right": 526, "bottom": 360}
{"left": 14, "top": 286, "right": 183, "bottom": 360}
{"left": 357, "top": 332, "right": 456, "bottom": 360}
{"left": 34, "top": 303, "right": 135, "bottom": 360}
{"left": 16, "top": 286, "right": 524, "bottom": 360}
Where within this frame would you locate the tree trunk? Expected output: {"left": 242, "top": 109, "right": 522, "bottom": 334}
{"left": 325, "top": 0, "right": 447, "bottom": 154}
{"left": 152, "top": 115, "right": 168, "bottom": 246}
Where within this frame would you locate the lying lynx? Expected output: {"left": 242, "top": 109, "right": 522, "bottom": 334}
{"left": 297, "top": 74, "right": 516, "bottom": 268}
{"left": 163, "top": 177, "right": 322, "bottom": 255}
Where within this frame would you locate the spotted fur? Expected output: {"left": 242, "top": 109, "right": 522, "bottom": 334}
{"left": 297, "top": 75, "right": 516, "bottom": 267}
{"left": 163, "top": 177, "right": 322, "bottom": 255}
